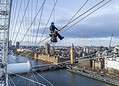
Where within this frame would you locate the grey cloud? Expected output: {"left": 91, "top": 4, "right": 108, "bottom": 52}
{"left": 61, "top": 1, "right": 119, "bottom": 38}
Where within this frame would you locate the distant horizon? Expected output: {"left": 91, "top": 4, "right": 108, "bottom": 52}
{"left": 11, "top": 37, "right": 119, "bottom": 47}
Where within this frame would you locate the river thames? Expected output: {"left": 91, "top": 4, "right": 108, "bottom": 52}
{"left": 9, "top": 55, "right": 113, "bottom": 86}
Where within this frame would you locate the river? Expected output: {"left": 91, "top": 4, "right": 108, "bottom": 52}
{"left": 8, "top": 55, "right": 113, "bottom": 86}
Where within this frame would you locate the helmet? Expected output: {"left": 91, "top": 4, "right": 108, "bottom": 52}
{"left": 51, "top": 22, "right": 54, "bottom": 25}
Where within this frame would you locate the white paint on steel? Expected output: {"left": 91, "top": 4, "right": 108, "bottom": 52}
{"left": 7, "top": 61, "right": 31, "bottom": 74}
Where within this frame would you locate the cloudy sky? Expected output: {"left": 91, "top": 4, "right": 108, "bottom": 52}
{"left": 9, "top": 0, "right": 119, "bottom": 46}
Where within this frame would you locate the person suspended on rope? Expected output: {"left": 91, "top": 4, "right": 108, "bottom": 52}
{"left": 49, "top": 22, "right": 64, "bottom": 42}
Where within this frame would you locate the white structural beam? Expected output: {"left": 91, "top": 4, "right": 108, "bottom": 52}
{"left": 0, "top": 0, "right": 12, "bottom": 86}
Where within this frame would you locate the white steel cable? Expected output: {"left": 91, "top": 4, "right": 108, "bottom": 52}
{"left": 9, "top": 76, "right": 17, "bottom": 86}
{"left": 36, "top": 72, "right": 55, "bottom": 86}
{"left": 12, "top": 73, "right": 46, "bottom": 86}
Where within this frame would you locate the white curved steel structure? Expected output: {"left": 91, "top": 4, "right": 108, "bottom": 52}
{"left": 0, "top": 0, "right": 12, "bottom": 86}
{"left": 7, "top": 61, "right": 31, "bottom": 74}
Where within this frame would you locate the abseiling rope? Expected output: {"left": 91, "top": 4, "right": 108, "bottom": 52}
{"left": 38, "top": 0, "right": 58, "bottom": 44}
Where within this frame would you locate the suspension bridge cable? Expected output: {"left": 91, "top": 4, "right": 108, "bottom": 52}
{"left": 21, "top": 0, "right": 46, "bottom": 44}
{"left": 29, "top": 0, "right": 33, "bottom": 45}
{"left": 11, "top": 73, "right": 46, "bottom": 86}
{"left": 19, "top": 0, "right": 47, "bottom": 44}
{"left": 31, "top": 0, "right": 39, "bottom": 45}
{"left": 35, "top": 72, "right": 55, "bottom": 86}
{"left": 9, "top": 76, "right": 17, "bottom": 86}
{"left": 34, "top": 3, "right": 45, "bottom": 44}
{"left": 10, "top": 0, "right": 18, "bottom": 39}
{"left": 48, "top": 0, "right": 89, "bottom": 46}
{"left": 9, "top": 3, "right": 14, "bottom": 40}
{"left": 65, "top": 0, "right": 89, "bottom": 25}
{"left": 9, "top": 0, "right": 15, "bottom": 40}
{"left": 11, "top": 0, "right": 22, "bottom": 41}
{"left": 60, "top": 0, "right": 105, "bottom": 31}
{"left": 32, "top": 72, "right": 39, "bottom": 82}
{"left": 38, "top": 0, "right": 105, "bottom": 44}
{"left": 25, "top": 72, "right": 39, "bottom": 85}
{"left": 50, "top": 0, "right": 111, "bottom": 44}
{"left": 44, "top": 0, "right": 110, "bottom": 45}
{"left": 27, "top": 0, "right": 33, "bottom": 46}
{"left": 8, "top": 81, "right": 12, "bottom": 86}
{"left": 13, "top": 0, "right": 30, "bottom": 44}
{"left": 63, "top": 0, "right": 111, "bottom": 33}
{"left": 38, "top": 0, "right": 58, "bottom": 44}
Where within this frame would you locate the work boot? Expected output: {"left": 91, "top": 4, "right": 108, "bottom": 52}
{"left": 49, "top": 34, "right": 52, "bottom": 37}
{"left": 60, "top": 36, "right": 64, "bottom": 40}
{"left": 56, "top": 32, "right": 64, "bottom": 40}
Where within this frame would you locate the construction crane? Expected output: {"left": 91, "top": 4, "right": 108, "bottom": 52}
{"left": 0, "top": 0, "right": 12, "bottom": 86}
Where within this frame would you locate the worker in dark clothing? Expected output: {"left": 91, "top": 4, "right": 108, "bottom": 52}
{"left": 49, "top": 22, "right": 64, "bottom": 42}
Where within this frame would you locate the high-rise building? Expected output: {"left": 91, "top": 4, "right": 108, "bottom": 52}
{"left": 16, "top": 42, "right": 20, "bottom": 49}
{"left": 8, "top": 40, "right": 12, "bottom": 49}
{"left": 45, "top": 43, "right": 50, "bottom": 55}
